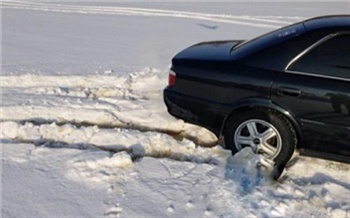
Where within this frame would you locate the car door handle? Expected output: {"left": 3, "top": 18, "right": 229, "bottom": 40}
{"left": 277, "top": 87, "right": 301, "bottom": 97}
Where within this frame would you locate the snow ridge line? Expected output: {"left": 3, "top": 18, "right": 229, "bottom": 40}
{"left": 1, "top": 121, "right": 223, "bottom": 164}
{"left": 4, "top": 138, "right": 219, "bottom": 165}
{"left": 1, "top": 119, "right": 218, "bottom": 147}
{"left": 2, "top": 0, "right": 304, "bottom": 28}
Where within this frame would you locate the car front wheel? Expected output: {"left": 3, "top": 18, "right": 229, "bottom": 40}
{"left": 224, "top": 109, "right": 297, "bottom": 172}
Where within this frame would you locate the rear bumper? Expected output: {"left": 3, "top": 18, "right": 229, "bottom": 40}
{"left": 164, "top": 88, "right": 200, "bottom": 123}
{"left": 163, "top": 87, "right": 229, "bottom": 136}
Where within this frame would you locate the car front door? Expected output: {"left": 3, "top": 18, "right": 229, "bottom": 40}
{"left": 271, "top": 33, "right": 350, "bottom": 160}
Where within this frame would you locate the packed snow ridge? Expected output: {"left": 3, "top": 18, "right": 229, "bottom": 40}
{"left": 1, "top": 68, "right": 218, "bottom": 147}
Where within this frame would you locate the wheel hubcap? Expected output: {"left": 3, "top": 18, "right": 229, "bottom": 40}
{"left": 234, "top": 119, "right": 282, "bottom": 159}
{"left": 253, "top": 138, "right": 261, "bottom": 145}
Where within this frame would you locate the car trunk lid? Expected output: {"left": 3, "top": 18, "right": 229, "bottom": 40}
{"left": 173, "top": 40, "right": 244, "bottom": 62}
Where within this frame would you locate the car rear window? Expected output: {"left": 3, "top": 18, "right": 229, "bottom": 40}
{"left": 231, "top": 23, "right": 306, "bottom": 59}
{"left": 288, "top": 33, "right": 350, "bottom": 79}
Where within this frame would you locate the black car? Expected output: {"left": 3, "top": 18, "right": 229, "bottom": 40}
{"left": 164, "top": 15, "right": 350, "bottom": 175}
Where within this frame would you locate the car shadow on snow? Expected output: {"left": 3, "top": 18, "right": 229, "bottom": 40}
{"left": 290, "top": 172, "right": 350, "bottom": 191}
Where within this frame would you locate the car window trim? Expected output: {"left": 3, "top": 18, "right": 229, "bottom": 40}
{"left": 285, "top": 33, "right": 338, "bottom": 70}
{"left": 285, "top": 69, "right": 350, "bottom": 82}
{"left": 285, "top": 32, "right": 350, "bottom": 82}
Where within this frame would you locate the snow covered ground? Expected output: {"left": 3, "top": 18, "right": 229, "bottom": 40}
{"left": 1, "top": 1, "right": 350, "bottom": 217}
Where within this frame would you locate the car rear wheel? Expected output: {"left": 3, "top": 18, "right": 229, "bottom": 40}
{"left": 224, "top": 109, "right": 297, "bottom": 176}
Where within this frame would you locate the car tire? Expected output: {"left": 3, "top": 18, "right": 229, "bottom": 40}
{"left": 224, "top": 109, "right": 297, "bottom": 178}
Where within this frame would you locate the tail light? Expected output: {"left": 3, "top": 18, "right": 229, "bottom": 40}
{"left": 168, "top": 70, "right": 176, "bottom": 86}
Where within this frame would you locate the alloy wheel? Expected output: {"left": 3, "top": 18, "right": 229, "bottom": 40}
{"left": 234, "top": 119, "right": 282, "bottom": 159}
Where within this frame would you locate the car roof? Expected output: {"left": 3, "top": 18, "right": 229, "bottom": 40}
{"left": 231, "top": 15, "right": 349, "bottom": 60}
{"left": 303, "top": 15, "right": 350, "bottom": 31}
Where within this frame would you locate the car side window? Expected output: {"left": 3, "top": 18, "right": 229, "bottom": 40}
{"left": 288, "top": 34, "right": 350, "bottom": 79}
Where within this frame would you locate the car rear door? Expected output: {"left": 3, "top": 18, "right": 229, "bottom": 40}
{"left": 271, "top": 33, "right": 350, "bottom": 159}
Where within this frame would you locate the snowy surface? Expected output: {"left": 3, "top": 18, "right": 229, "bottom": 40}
{"left": 1, "top": 1, "right": 350, "bottom": 217}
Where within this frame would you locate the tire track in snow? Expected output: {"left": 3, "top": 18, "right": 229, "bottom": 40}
{"left": 1, "top": 118, "right": 216, "bottom": 147}
{"left": 1, "top": 70, "right": 219, "bottom": 147}
{"left": 0, "top": 121, "right": 224, "bottom": 164}
{"left": 1, "top": 99, "right": 218, "bottom": 147}
{"left": 2, "top": 0, "right": 304, "bottom": 28}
